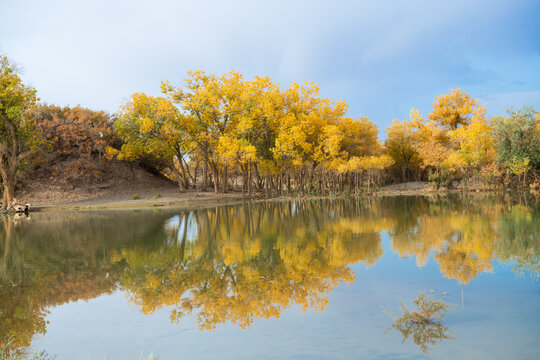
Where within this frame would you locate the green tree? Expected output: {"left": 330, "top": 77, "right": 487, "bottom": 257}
{"left": 492, "top": 107, "right": 540, "bottom": 184}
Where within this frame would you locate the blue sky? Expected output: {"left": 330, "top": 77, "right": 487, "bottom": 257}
{"left": 1, "top": 0, "right": 539, "bottom": 133}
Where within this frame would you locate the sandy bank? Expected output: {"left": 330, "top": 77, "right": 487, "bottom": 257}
{"left": 28, "top": 183, "right": 472, "bottom": 212}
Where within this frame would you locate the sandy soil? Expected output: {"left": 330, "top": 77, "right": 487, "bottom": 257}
{"left": 15, "top": 161, "right": 251, "bottom": 211}
{"left": 32, "top": 190, "right": 251, "bottom": 211}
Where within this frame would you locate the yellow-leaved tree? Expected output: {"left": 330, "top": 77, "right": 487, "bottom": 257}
{"left": 414, "top": 89, "right": 492, "bottom": 187}
{"left": 429, "top": 88, "right": 477, "bottom": 130}
{"left": 384, "top": 115, "right": 422, "bottom": 182}
{"left": 108, "top": 93, "right": 194, "bottom": 191}
{"left": 0, "top": 56, "right": 45, "bottom": 208}
{"left": 447, "top": 106, "right": 496, "bottom": 181}
{"left": 162, "top": 70, "right": 245, "bottom": 193}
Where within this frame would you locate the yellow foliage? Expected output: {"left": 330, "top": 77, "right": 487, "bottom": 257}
{"left": 429, "top": 88, "right": 477, "bottom": 130}
{"left": 112, "top": 72, "right": 520, "bottom": 191}
{"left": 448, "top": 110, "right": 495, "bottom": 172}
{"left": 217, "top": 135, "right": 257, "bottom": 165}
{"left": 384, "top": 116, "right": 422, "bottom": 179}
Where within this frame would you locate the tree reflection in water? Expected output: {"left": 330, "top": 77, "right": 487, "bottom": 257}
{"left": 119, "top": 202, "right": 368, "bottom": 330}
{"left": 0, "top": 193, "right": 538, "bottom": 354}
{"left": 384, "top": 292, "right": 454, "bottom": 353}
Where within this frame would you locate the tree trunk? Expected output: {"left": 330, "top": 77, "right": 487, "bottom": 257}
{"left": 211, "top": 163, "right": 219, "bottom": 194}
{"left": 202, "top": 158, "right": 208, "bottom": 191}
{"left": 253, "top": 163, "right": 262, "bottom": 191}
{"left": 241, "top": 164, "right": 246, "bottom": 197}
{"left": 193, "top": 160, "right": 199, "bottom": 186}
{"left": 222, "top": 165, "right": 228, "bottom": 193}
{"left": 180, "top": 155, "right": 194, "bottom": 188}
{"left": 247, "top": 162, "right": 252, "bottom": 196}
{"left": 175, "top": 155, "right": 190, "bottom": 189}
{"left": 172, "top": 158, "right": 186, "bottom": 192}
{"left": 1, "top": 168, "right": 16, "bottom": 209}
{"left": 287, "top": 173, "right": 291, "bottom": 194}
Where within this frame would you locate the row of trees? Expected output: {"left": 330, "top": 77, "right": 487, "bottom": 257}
{"left": 109, "top": 71, "right": 393, "bottom": 195}
{"left": 110, "top": 72, "right": 540, "bottom": 194}
{"left": 1, "top": 54, "right": 540, "bottom": 208}
{"left": 385, "top": 91, "right": 540, "bottom": 187}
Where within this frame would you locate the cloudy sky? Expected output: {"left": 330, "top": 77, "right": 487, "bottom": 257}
{"left": 1, "top": 0, "right": 539, "bottom": 132}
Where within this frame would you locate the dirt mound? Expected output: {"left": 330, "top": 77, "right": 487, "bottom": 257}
{"left": 17, "top": 160, "right": 178, "bottom": 205}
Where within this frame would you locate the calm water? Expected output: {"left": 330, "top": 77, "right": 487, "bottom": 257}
{"left": 1, "top": 194, "right": 539, "bottom": 359}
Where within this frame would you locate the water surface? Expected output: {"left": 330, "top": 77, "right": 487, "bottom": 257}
{"left": 1, "top": 194, "right": 539, "bottom": 359}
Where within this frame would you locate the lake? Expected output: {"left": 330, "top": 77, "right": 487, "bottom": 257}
{"left": 1, "top": 194, "right": 539, "bottom": 359}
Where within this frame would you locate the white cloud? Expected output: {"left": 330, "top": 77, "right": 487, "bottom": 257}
{"left": 0, "top": 0, "right": 538, "bottom": 130}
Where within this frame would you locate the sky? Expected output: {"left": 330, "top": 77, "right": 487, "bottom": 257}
{"left": 1, "top": 0, "right": 539, "bottom": 133}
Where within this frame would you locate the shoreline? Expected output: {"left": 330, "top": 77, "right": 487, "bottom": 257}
{"left": 31, "top": 192, "right": 252, "bottom": 212}
{"left": 27, "top": 185, "right": 513, "bottom": 212}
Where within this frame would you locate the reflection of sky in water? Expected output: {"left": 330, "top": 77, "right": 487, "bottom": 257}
{"left": 164, "top": 214, "right": 198, "bottom": 245}
{"left": 31, "top": 230, "right": 539, "bottom": 360}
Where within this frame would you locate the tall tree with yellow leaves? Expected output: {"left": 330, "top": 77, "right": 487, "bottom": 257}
{"left": 162, "top": 70, "right": 245, "bottom": 193}
{"left": 0, "top": 56, "right": 44, "bottom": 208}
{"left": 109, "top": 93, "right": 194, "bottom": 191}
{"left": 429, "top": 88, "right": 477, "bottom": 130}
{"left": 384, "top": 115, "right": 422, "bottom": 182}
